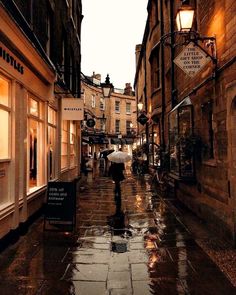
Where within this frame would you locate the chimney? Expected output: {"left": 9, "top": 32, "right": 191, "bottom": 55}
{"left": 124, "top": 83, "right": 133, "bottom": 96}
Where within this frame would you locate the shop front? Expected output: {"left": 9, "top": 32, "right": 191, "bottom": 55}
{"left": 0, "top": 9, "right": 58, "bottom": 239}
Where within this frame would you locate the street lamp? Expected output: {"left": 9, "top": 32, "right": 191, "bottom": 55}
{"left": 138, "top": 102, "right": 143, "bottom": 111}
{"left": 176, "top": 5, "right": 194, "bottom": 32}
{"left": 101, "top": 74, "right": 113, "bottom": 98}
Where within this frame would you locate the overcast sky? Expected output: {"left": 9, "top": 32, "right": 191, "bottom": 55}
{"left": 81, "top": 0, "right": 148, "bottom": 90}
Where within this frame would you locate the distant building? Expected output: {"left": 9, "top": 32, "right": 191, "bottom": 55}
{"left": 81, "top": 73, "right": 137, "bottom": 156}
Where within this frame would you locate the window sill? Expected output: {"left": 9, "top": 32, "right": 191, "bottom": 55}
{"left": 0, "top": 159, "right": 11, "bottom": 163}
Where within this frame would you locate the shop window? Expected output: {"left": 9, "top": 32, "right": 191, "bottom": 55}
{"left": 70, "top": 122, "right": 76, "bottom": 167}
{"left": 28, "top": 96, "right": 45, "bottom": 192}
{"left": 61, "top": 120, "right": 68, "bottom": 170}
{"left": 169, "top": 98, "right": 194, "bottom": 179}
{"left": 48, "top": 107, "right": 57, "bottom": 180}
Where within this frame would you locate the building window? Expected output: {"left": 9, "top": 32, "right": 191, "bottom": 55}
{"left": 0, "top": 76, "right": 10, "bottom": 160}
{"left": 48, "top": 107, "right": 57, "bottom": 180}
{"left": 91, "top": 94, "right": 96, "bottom": 108}
{"left": 115, "top": 101, "right": 120, "bottom": 112}
{"left": 61, "top": 120, "right": 68, "bottom": 170}
{"left": 70, "top": 122, "right": 76, "bottom": 167}
{"left": 150, "top": 46, "right": 160, "bottom": 91}
{"left": 126, "top": 102, "right": 131, "bottom": 114}
{"left": 115, "top": 119, "right": 120, "bottom": 133}
{"left": 28, "top": 96, "right": 45, "bottom": 192}
{"left": 100, "top": 97, "right": 105, "bottom": 110}
{"left": 126, "top": 120, "right": 132, "bottom": 134}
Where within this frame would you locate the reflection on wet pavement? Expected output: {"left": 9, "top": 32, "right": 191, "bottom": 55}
{"left": 0, "top": 172, "right": 236, "bottom": 294}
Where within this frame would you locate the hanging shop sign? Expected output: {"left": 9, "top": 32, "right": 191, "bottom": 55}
{"left": 174, "top": 42, "right": 210, "bottom": 77}
{"left": 86, "top": 118, "right": 96, "bottom": 128}
{"left": 61, "top": 98, "right": 84, "bottom": 120}
{"left": 137, "top": 113, "right": 149, "bottom": 125}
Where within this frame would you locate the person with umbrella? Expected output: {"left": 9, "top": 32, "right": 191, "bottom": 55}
{"left": 108, "top": 149, "right": 131, "bottom": 213}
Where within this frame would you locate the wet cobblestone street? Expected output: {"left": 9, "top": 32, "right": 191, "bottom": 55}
{"left": 0, "top": 170, "right": 236, "bottom": 294}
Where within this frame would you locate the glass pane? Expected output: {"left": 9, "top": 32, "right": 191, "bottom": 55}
{"left": 0, "top": 110, "right": 9, "bottom": 159}
{"left": 29, "top": 119, "right": 38, "bottom": 188}
{"left": 179, "top": 106, "right": 194, "bottom": 177}
{"left": 0, "top": 77, "right": 9, "bottom": 107}
{"left": 48, "top": 126, "right": 56, "bottom": 179}
{"left": 169, "top": 110, "right": 179, "bottom": 175}
{"left": 29, "top": 98, "right": 39, "bottom": 116}
{"left": 48, "top": 107, "right": 56, "bottom": 125}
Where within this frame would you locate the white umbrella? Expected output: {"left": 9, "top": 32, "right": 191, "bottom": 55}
{"left": 107, "top": 151, "right": 132, "bottom": 163}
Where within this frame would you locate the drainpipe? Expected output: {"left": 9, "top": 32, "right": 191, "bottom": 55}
{"left": 160, "top": 0, "right": 166, "bottom": 154}
{"left": 170, "top": 0, "right": 177, "bottom": 108}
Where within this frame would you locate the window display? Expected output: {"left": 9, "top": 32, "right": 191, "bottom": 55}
{"left": 169, "top": 101, "right": 194, "bottom": 179}
{"left": 48, "top": 107, "right": 57, "bottom": 179}
{"left": 61, "top": 120, "right": 68, "bottom": 169}
{"left": 70, "top": 122, "right": 76, "bottom": 167}
{"left": 28, "top": 97, "right": 44, "bottom": 191}
{"left": 0, "top": 76, "right": 10, "bottom": 159}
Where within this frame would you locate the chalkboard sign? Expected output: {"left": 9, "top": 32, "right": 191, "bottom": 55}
{"left": 44, "top": 182, "right": 76, "bottom": 229}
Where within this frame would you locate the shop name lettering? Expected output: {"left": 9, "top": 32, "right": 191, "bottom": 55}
{"left": 63, "top": 107, "right": 82, "bottom": 111}
{"left": 0, "top": 46, "right": 24, "bottom": 74}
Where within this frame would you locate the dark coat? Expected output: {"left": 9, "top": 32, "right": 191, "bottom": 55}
{"left": 109, "top": 162, "right": 125, "bottom": 182}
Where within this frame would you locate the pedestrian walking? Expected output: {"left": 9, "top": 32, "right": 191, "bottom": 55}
{"left": 109, "top": 162, "right": 125, "bottom": 213}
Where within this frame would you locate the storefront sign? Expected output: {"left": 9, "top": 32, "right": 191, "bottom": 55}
{"left": 174, "top": 42, "right": 210, "bottom": 77}
{"left": 62, "top": 98, "right": 84, "bottom": 120}
{"left": 0, "top": 45, "right": 24, "bottom": 75}
{"left": 45, "top": 182, "right": 76, "bottom": 222}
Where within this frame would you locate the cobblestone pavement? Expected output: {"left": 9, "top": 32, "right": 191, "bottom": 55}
{"left": 0, "top": 170, "right": 236, "bottom": 294}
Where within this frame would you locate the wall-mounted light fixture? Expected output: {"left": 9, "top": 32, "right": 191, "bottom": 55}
{"left": 137, "top": 102, "right": 144, "bottom": 111}
{"left": 176, "top": 5, "right": 194, "bottom": 32}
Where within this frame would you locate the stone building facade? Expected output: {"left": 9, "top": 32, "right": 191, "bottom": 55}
{"left": 135, "top": 0, "right": 236, "bottom": 243}
{"left": 0, "top": 0, "right": 82, "bottom": 239}
{"left": 81, "top": 73, "right": 137, "bottom": 157}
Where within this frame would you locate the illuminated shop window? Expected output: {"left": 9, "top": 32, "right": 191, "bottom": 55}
{"left": 61, "top": 120, "right": 68, "bottom": 170}
{"left": 0, "top": 75, "right": 10, "bottom": 206}
{"left": 0, "top": 76, "right": 10, "bottom": 159}
{"left": 48, "top": 107, "right": 57, "bottom": 180}
{"left": 28, "top": 97, "right": 45, "bottom": 192}
{"left": 70, "top": 122, "right": 76, "bottom": 167}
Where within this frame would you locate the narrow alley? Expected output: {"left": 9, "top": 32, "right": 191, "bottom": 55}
{"left": 0, "top": 169, "right": 236, "bottom": 295}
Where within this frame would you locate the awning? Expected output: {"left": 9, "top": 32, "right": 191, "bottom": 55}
{"left": 111, "top": 138, "right": 121, "bottom": 144}
{"left": 170, "top": 96, "right": 192, "bottom": 113}
{"left": 125, "top": 138, "right": 134, "bottom": 144}
{"left": 89, "top": 136, "right": 100, "bottom": 144}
